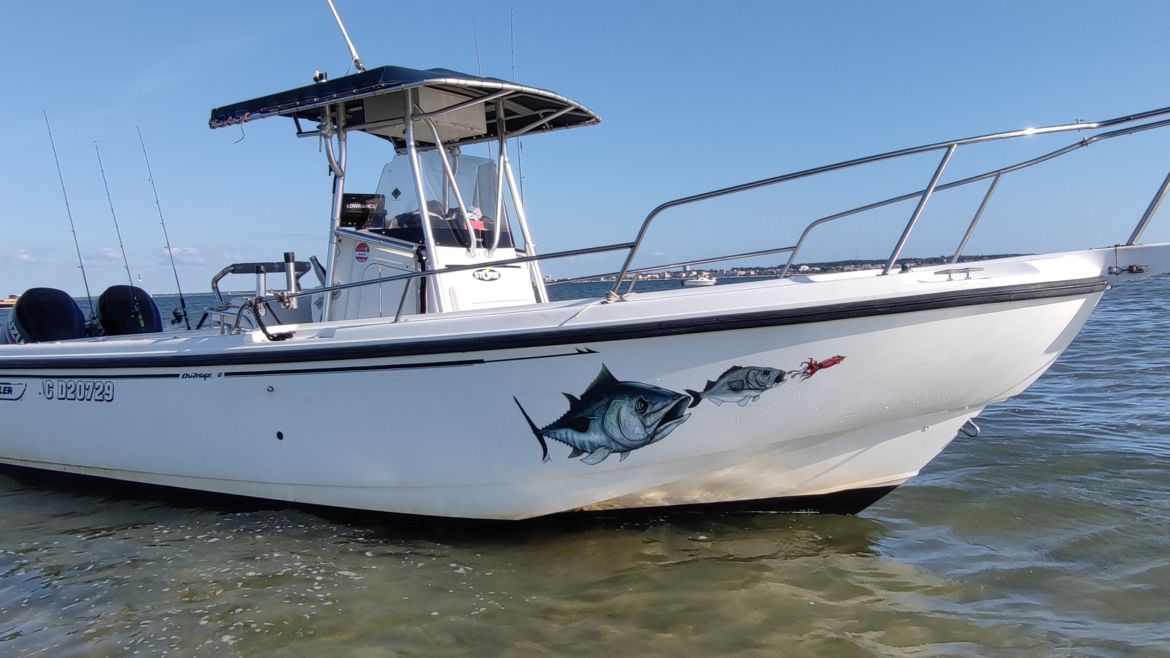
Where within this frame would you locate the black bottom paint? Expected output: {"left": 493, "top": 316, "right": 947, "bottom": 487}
{"left": 0, "top": 464, "right": 896, "bottom": 536}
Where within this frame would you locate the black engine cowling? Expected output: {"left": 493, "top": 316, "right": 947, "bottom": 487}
{"left": 2, "top": 287, "right": 86, "bottom": 344}
{"left": 95, "top": 285, "right": 162, "bottom": 336}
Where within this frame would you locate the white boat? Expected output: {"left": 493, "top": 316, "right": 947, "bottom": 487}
{"left": 2, "top": 55, "right": 1170, "bottom": 520}
{"left": 682, "top": 272, "right": 717, "bottom": 287}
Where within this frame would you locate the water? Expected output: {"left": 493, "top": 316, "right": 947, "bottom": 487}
{"left": 2, "top": 278, "right": 1170, "bottom": 656}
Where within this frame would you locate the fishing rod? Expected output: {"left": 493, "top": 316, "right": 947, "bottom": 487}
{"left": 94, "top": 141, "right": 144, "bottom": 328}
{"left": 137, "top": 127, "right": 190, "bottom": 329}
{"left": 42, "top": 111, "right": 95, "bottom": 318}
{"left": 94, "top": 142, "right": 136, "bottom": 289}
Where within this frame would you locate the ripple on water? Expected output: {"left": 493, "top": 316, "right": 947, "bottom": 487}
{"left": 3, "top": 279, "right": 1170, "bottom": 656}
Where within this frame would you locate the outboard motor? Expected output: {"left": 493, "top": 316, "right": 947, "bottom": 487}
{"left": 95, "top": 285, "right": 162, "bottom": 336}
{"left": 2, "top": 287, "right": 87, "bottom": 344}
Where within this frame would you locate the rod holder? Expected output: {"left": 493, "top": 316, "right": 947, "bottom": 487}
{"left": 284, "top": 251, "right": 298, "bottom": 309}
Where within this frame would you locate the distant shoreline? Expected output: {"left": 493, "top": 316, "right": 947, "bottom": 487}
{"left": 545, "top": 254, "right": 1026, "bottom": 283}
{"left": 0, "top": 255, "right": 1029, "bottom": 300}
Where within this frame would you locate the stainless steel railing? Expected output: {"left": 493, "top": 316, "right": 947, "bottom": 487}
{"left": 223, "top": 104, "right": 1170, "bottom": 334}
{"left": 775, "top": 115, "right": 1170, "bottom": 277}
{"left": 236, "top": 241, "right": 636, "bottom": 329}
{"left": 610, "top": 105, "right": 1170, "bottom": 293}
{"left": 209, "top": 259, "right": 313, "bottom": 304}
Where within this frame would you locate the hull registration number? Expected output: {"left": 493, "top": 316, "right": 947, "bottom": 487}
{"left": 43, "top": 380, "right": 115, "bottom": 402}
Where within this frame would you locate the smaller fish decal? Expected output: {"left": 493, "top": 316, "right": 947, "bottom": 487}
{"left": 514, "top": 365, "right": 692, "bottom": 465}
{"left": 685, "top": 366, "right": 786, "bottom": 408}
{"left": 798, "top": 355, "right": 845, "bottom": 380}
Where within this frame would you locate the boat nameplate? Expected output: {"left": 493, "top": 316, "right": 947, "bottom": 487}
{"left": 472, "top": 268, "right": 501, "bottom": 282}
{"left": 0, "top": 382, "right": 26, "bottom": 401}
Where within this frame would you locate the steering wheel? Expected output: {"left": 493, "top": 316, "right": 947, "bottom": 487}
{"left": 432, "top": 210, "right": 477, "bottom": 253}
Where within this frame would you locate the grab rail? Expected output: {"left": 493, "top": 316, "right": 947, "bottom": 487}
{"left": 210, "top": 260, "right": 312, "bottom": 304}
{"left": 610, "top": 105, "right": 1170, "bottom": 295}
{"left": 776, "top": 115, "right": 1170, "bottom": 277}
{"left": 241, "top": 241, "right": 636, "bottom": 327}
{"left": 222, "top": 104, "right": 1170, "bottom": 334}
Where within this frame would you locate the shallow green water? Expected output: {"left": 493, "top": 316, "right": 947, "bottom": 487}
{"left": 2, "top": 278, "right": 1169, "bottom": 657}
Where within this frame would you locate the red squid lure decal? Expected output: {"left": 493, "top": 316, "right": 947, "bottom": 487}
{"left": 797, "top": 355, "right": 846, "bottom": 380}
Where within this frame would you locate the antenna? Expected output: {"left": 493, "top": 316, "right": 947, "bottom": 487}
{"left": 42, "top": 111, "right": 95, "bottom": 318}
{"left": 473, "top": 18, "right": 494, "bottom": 163}
{"left": 325, "top": 0, "right": 365, "bottom": 73}
{"left": 137, "top": 126, "right": 191, "bottom": 329}
{"left": 510, "top": 6, "right": 525, "bottom": 200}
{"left": 94, "top": 142, "right": 136, "bottom": 289}
{"left": 472, "top": 18, "right": 484, "bottom": 76}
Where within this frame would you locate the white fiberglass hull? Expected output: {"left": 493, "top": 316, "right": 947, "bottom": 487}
{"left": 0, "top": 247, "right": 1157, "bottom": 520}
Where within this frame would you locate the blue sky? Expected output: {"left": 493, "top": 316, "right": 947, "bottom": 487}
{"left": 3, "top": 1, "right": 1170, "bottom": 295}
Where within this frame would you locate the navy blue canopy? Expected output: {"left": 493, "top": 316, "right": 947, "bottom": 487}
{"left": 209, "top": 65, "right": 599, "bottom": 148}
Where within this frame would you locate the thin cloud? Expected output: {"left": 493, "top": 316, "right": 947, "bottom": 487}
{"left": 160, "top": 246, "right": 207, "bottom": 266}
{"left": 0, "top": 248, "right": 48, "bottom": 264}
{"left": 87, "top": 247, "right": 123, "bottom": 263}
{"left": 158, "top": 246, "right": 249, "bottom": 267}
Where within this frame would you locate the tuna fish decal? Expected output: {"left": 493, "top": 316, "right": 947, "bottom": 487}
{"left": 685, "top": 366, "right": 787, "bottom": 408}
{"left": 685, "top": 356, "right": 847, "bottom": 408}
{"left": 514, "top": 365, "right": 692, "bottom": 464}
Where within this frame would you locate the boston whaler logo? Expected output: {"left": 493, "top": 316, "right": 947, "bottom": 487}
{"left": 0, "top": 382, "right": 27, "bottom": 401}
{"left": 472, "top": 267, "right": 501, "bottom": 282}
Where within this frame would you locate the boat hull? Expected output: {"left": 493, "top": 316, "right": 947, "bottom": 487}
{"left": 0, "top": 264, "right": 1105, "bottom": 519}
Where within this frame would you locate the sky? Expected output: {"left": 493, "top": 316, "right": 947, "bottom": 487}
{"left": 2, "top": 1, "right": 1170, "bottom": 295}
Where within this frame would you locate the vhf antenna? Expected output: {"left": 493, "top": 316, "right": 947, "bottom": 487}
{"left": 43, "top": 111, "right": 95, "bottom": 318}
{"left": 326, "top": 0, "right": 365, "bottom": 73}
{"left": 510, "top": 5, "right": 525, "bottom": 200}
{"left": 472, "top": 18, "right": 493, "bottom": 163}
